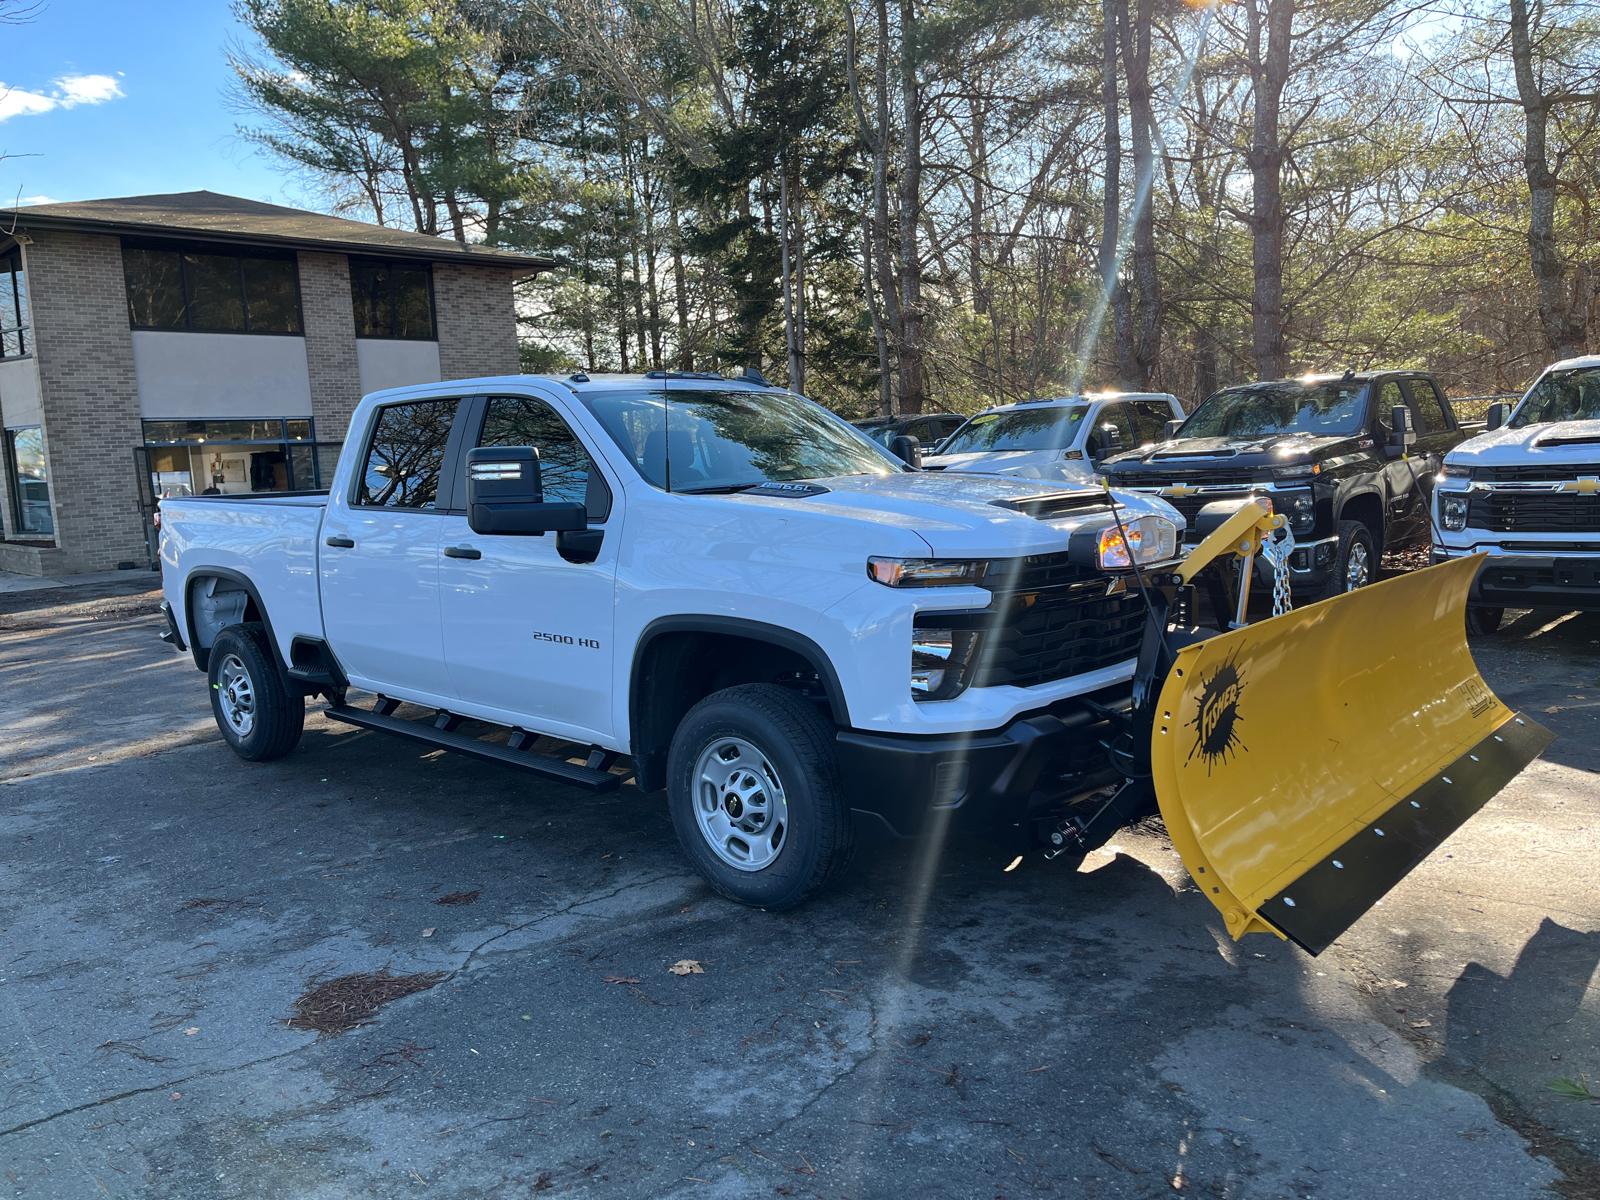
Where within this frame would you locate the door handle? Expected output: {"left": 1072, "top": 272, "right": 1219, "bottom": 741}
{"left": 444, "top": 545, "right": 482, "bottom": 560}
{"left": 325, "top": 536, "right": 355, "bottom": 548}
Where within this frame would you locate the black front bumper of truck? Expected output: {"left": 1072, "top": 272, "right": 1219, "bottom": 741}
{"left": 834, "top": 692, "right": 1128, "bottom": 851}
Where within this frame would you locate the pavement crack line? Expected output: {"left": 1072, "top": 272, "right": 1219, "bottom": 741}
{"left": 455, "top": 871, "right": 687, "bottom": 973}
{"left": 0, "top": 1048, "right": 307, "bottom": 1141}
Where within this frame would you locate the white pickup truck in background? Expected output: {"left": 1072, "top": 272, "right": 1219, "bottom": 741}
{"left": 159, "top": 373, "right": 1187, "bottom": 908}
{"left": 921, "top": 393, "right": 1184, "bottom": 485}
{"left": 1433, "top": 354, "right": 1600, "bottom": 635}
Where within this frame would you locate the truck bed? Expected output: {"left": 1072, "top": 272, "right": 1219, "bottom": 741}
{"left": 160, "top": 492, "right": 330, "bottom": 659}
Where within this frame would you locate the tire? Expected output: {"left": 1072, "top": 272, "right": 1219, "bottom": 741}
{"left": 208, "top": 622, "right": 304, "bottom": 761}
{"left": 666, "top": 683, "right": 855, "bottom": 910}
{"left": 1317, "top": 519, "right": 1377, "bottom": 600}
{"left": 1466, "top": 606, "right": 1504, "bottom": 636}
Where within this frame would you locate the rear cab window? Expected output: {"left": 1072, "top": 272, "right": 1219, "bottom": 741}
{"left": 355, "top": 398, "right": 461, "bottom": 509}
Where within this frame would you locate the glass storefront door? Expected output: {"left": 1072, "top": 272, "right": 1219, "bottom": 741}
{"left": 142, "top": 418, "right": 334, "bottom": 500}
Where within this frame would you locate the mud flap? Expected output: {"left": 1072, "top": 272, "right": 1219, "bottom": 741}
{"left": 1150, "top": 554, "right": 1554, "bottom": 955}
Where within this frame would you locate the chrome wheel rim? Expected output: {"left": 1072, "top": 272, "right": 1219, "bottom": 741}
{"left": 1345, "top": 541, "right": 1371, "bottom": 591}
{"left": 692, "top": 737, "right": 788, "bottom": 872}
{"left": 217, "top": 653, "right": 256, "bottom": 737}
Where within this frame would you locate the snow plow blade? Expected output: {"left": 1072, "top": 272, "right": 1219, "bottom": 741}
{"left": 1150, "top": 553, "right": 1553, "bottom": 955}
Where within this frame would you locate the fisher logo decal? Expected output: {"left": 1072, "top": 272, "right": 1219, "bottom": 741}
{"left": 1186, "top": 648, "right": 1247, "bottom": 773}
{"left": 1458, "top": 675, "right": 1495, "bottom": 718}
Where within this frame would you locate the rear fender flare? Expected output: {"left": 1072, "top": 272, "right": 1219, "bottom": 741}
{"left": 182, "top": 567, "right": 288, "bottom": 681}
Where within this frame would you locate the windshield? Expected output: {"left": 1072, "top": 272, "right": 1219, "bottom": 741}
{"left": 1182, "top": 382, "right": 1367, "bottom": 439}
{"left": 936, "top": 406, "right": 1086, "bottom": 455}
{"left": 1512, "top": 367, "right": 1600, "bottom": 427}
{"left": 577, "top": 386, "right": 902, "bottom": 491}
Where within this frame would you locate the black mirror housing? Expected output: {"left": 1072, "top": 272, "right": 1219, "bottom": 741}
{"left": 1486, "top": 402, "right": 1509, "bottom": 431}
{"left": 466, "top": 446, "right": 587, "bottom": 535}
{"left": 1386, "top": 405, "right": 1416, "bottom": 456}
{"left": 1094, "top": 424, "right": 1124, "bottom": 463}
{"left": 890, "top": 434, "right": 922, "bottom": 468}
{"left": 1162, "top": 418, "right": 1183, "bottom": 441}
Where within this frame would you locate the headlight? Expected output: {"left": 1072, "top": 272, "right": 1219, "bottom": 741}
{"left": 1441, "top": 494, "right": 1469, "bottom": 532}
{"left": 1093, "top": 515, "right": 1178, "bottom": 570}
{"left": 868, "top": 557, "right": 988, "bottom": 587}
{"left": 1273, "top": 462, "right": 1321, "bottom": 479}
{"left": 1441, "top": 461, "right": 1471, "bottom": 479}
{"left": 1277, "top": 488, "right": 1315, "bottom": 533}
{"left": 911, "top": 627, "right": 981, "bottom": 701}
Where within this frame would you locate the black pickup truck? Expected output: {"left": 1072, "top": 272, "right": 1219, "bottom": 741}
{"left": 1101, "top": 371, "right": 1470, "bottom": 600}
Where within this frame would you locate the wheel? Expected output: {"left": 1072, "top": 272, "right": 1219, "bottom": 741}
{"left": 208, "top": 622, "right": 304, "bottom": 761}
{"left": 666, "top": 683, "right": 855, "bottom": 910}
{"left": 1317, "top": 519, "right": 1377, "bottom": 599}
{"left": 1466, "top": 606, "right": 1504, "bottom": 636}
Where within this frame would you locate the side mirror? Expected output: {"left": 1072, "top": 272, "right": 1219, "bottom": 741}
{"left": 1387, "top": 405, "right": 1416, "bottom": 457}
{"left": 466, "top": 446, "right": 586, "bottom": 536}
{"left": 1486, "top": 402, "right": 1509, "bottom": 431}
{"left": 1093, "top": 424, "right": 1124, "bottom": 464}
{"left": 1162, "top": 418, "right": 1183, "bottom": 441}
{"left": 889, "top": 434, "right": 922, "bottom": 468}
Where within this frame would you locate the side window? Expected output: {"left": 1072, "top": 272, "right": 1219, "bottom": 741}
{"left": 1129, "top": 401, "right": 1173, "bottom": 444}
{"left": 1405, "top": 380, "right": 1449, "bottom": 434}
{"left": 1088, "top": 403, "right": 1136, "bottom": 455}
{"left": 905, "top": 421, "right": 935, "bottom": 444}
{"left": 479, "top": 395, "right": 612, "bottom": 522}
{"left": 356, "top": 398, "right": 460, "bottom": 509}
{"left": 1373, "top": 381, "right": 1405, "bottom": 434}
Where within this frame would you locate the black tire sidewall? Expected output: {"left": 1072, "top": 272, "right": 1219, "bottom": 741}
{"left": 1324, "top": 520, "right": 1376, "bottom": 598}
{"left": 207, "top": 624, "right": 301, "bottom": 761}
{"left": 1466, "top": 606, "right": 1504, "bottom": 636}
{"left": 666, "top": 686, "right": 846, "bottom": 910}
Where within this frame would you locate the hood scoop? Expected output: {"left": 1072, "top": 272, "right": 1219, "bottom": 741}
{"left": 1153, "top": 447, "right": 1238, "bottom": 460}
{"left": 1534, "top": 432, "right": 1600, "bottom": 448}
{"left": 990, "top": 490, "right": 1108, "bottom": 520}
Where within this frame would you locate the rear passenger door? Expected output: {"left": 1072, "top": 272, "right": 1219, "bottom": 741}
{"left": 436, "top": 393, "right": 621, "bottom": 741}
{"left": 319, "top": 396, "right": 465, "bottom": 702}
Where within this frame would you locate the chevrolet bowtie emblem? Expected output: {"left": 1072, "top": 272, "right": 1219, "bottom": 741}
{"left": 1558, "top": 477, "right": 1600, "bottom": 494}
{"left": 1162, "top": 484, "right": 1200, "bottom": 498}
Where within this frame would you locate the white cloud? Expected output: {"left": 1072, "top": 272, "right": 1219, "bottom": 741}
{"left": 21, "top": 196, "right": 59, "bottom": 206}
{"left": 0, "top": 73, "right": 125, "bottom": 123}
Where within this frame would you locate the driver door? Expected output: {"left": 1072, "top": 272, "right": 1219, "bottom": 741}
{"left": 437, "top": 393, "right": 621, "bottom": 741}
{"left": 1372, "top": 379, "right": 1425, "bottom": 544}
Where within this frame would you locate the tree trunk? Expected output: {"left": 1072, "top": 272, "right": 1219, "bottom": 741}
{"left": 1245, "top": 0, "right": 1293, "bottom": 380}
{"left": 780, "top": 165, "right": 802, "bottom": 392}
{"left": 670, "top": 187, "right": 692, "bottom": 370}
{"left": 862, "top": 215, "right": 892, "bottom": 414}
{"left": 1119, "top": 0, "right": 1160, "bottom": 387}
{"left": 896, "top": 0, "right": 926, "bottom": 414}
{"left": 1101, "top": 0, "right": 1137, "bottom": 388}
{"left": 1510, "top": 0, "right": 1588, "bottom": 359}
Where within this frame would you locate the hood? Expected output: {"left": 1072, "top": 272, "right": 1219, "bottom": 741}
{"left": 922, "top": 448, "right": 1096, "bottom": 484}
{"left": 721, "top": 471, "right": 1184, "bottom": 558}
{"left": 1104, "top": 433, "right": 1356, "bottom": 471}
{"left": 1446, "top": 418, "right": 1600, "bottom": 466}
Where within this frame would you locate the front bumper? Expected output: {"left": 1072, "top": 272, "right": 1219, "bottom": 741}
{"left": 1432, "top": 548, "right": 1600, "bottom": 610}
{"left": 834, "top": 693, "right": 1126, "bottom": 850}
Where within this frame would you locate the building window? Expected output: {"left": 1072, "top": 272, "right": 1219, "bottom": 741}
{"left": 350, "top": 258, "right": 435, "bottom": 340}
{"left": 0, "top": 250, "right": 27, "bottom": 358}
{"left": 5, "top": 426, "right": 52, "bottom": 536}
{"left": 142, "top": 418, "right": 330, "bottom": 498}
{"left": 122, "top": 240, "right": 303, "bottom": 334}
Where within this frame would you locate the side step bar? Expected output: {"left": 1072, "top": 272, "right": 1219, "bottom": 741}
{"left": 323, "top": 702, "right": 622, "bottom": 793}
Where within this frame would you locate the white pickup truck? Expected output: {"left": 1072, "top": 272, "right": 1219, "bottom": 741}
{"left": 1433, "top": 355, "right": 1600, "bottom": 634}
{"left": 160, "top": 373, "right": 1187, "bottom": 909}
{"left": 922, "top": 393, "right": 1184, "bottom": 485}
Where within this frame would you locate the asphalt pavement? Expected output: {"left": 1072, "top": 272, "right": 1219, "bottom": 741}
{"left": 1, "top": 577, "right": 1596, "bottom": 1199}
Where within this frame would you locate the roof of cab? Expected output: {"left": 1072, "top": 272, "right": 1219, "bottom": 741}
{"left": 966, "top": 391, "right": 1177, "bottom": 417}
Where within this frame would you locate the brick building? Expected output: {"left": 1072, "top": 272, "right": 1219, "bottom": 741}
{"left": 0, "top": 191, "right": 551, "bottom": 576}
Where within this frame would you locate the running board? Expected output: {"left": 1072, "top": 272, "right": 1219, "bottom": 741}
{"left": 323, "top": 703, "right": 622, "bottom": 793}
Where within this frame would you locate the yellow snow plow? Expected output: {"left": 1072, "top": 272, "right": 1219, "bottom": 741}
{"left": 1058, "top": 497, "right": 1552, "bottom": 955}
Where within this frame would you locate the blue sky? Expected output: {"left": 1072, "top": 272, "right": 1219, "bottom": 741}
{"left": 1, "top": 0, "right": 297, "bottom": 208}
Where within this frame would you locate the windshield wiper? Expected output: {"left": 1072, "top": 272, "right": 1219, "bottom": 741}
{"left": 674, "top": 483, "right": 763, "bottom": 495}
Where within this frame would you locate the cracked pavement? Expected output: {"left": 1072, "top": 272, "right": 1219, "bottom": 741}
{"left": 1, "top": 579, "right": 1598, "bottom": 1198}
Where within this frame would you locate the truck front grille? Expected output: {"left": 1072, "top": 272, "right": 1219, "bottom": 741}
{"left": 1474, "top": 463, "right": 1600, "bottom": 482}
{"left": 970, "top": 553, "right": 1147, "bottom": 689}
{"left": 1468, "top": 493, "right": 1600, "bottom": 533}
